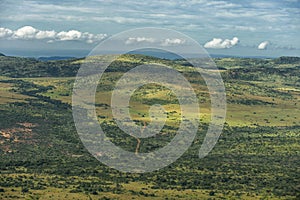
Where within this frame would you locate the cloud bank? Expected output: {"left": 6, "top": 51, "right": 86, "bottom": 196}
{"left": 161, "top": 38, "right": 186, "bottom": 46}
{"left": 125, "top": 37, "right": 155, "bottom": 45}
{"left": 0, "top": 26, "right": 107, "bottom": 43}
{"left": 125, "top": 37, "right": 186, "bottom": 46}
{"left": 204, "top": 37, "right": 239, "bottom": 49}
{"left": 0, "top": 28, "right": 13, "bottom": 38}
{"left": 258, "top": 41, "right": 269, "bottom": 50}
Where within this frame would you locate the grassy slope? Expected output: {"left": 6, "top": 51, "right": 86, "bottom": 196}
{"left": 0, "top": 55, "right": 299, "bottom": 199}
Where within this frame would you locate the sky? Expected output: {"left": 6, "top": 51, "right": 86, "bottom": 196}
{"left": 0, "top": 0, "right": 299, "bottom": 58}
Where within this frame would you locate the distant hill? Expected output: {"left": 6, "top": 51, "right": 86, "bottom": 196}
{"left": 0, "top": 52, "right": 5, "bottom": 56}
{"left": 0, "top": 54, "right": 299, "bottom": 78}
{"left": 0, "top": 56, "right": 81, "bottom": 77}
{"left": 37, "top": 56, "right": 77, "bottom": 61}
{"left": 126, "top": 49, "right": 277, "bottom": 59}
{"left": 127, "top": 49, "right": 183, "bottom": 60}
{"left": 274, "top": 56, "right": 300, "bottom": 64}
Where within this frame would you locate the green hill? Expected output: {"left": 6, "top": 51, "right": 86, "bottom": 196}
{"left": 0, "top": 55, "right": 299, "bottom": 199}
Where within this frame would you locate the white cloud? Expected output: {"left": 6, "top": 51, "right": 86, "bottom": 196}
{"left": 125, "top": 37, "right": 186, "bottom": 46}
{"left": 56, "top": 30, "right": 82, "bottom": 41}
{"left": 258, "top": 41, "right": 269, "bottom": 50}
{"left": 204, "top": 37, "right": 239, "bottom": 49}
{"left": 81, "top": 32, "right": 107, "bottom": 44}
{"left": 125, "top": 37, "right": 156, "bottom": 45}
{"left": 0, "top": 26, "right": 107, "bottom": 43}
{"left": 161, "top": 38, "right": 186, "bottom": 46}
{"left": 13, "top": 26, "right": 38, "bottom": 39}
{"left": 0, "top": 28, "right": 13, "bottom": 38}
{"left": 36, "top": 30, "right": 57, "bottom": 39}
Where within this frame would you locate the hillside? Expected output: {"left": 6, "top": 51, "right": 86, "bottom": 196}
{"left": 0, "top": 55, "right": 299, "bottom": 199}
{"left": 0, "top": 54, "right": 299, "bottom": 77}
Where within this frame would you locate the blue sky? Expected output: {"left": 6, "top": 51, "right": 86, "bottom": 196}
{"left": 0, "top": 0, "right": 299, "bottom": 57}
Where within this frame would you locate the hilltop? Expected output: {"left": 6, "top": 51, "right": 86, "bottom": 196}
{"left": 0, "top": 54, "right": 299, "bottom": 78}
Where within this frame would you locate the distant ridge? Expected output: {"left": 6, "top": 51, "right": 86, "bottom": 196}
{"left": 274, "top": 56, "right": 300, "bottom": 64}
{"left": 0, "top": 53, "right": 5, "bottom": 56}
{"left": 37, "top": 56, "right": 76, "bottom": 61}
{"left": 125, "top": 49, "right": 279, "bottom": 60}
{"left": 127, "top": 49, "right": 183, "bottom": 60}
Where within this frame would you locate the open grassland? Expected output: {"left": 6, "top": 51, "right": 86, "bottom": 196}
{"left": 2, "top": 179, "right": 291, "bottom": 200}
{"left": 0, "top": 78, "right": 33, "bottom": 104}
{"left": 20, "top": 70, "right": 299, "bottom": 127}
{"left": 0, "top": 55, "right": 299, "bottom": 199}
